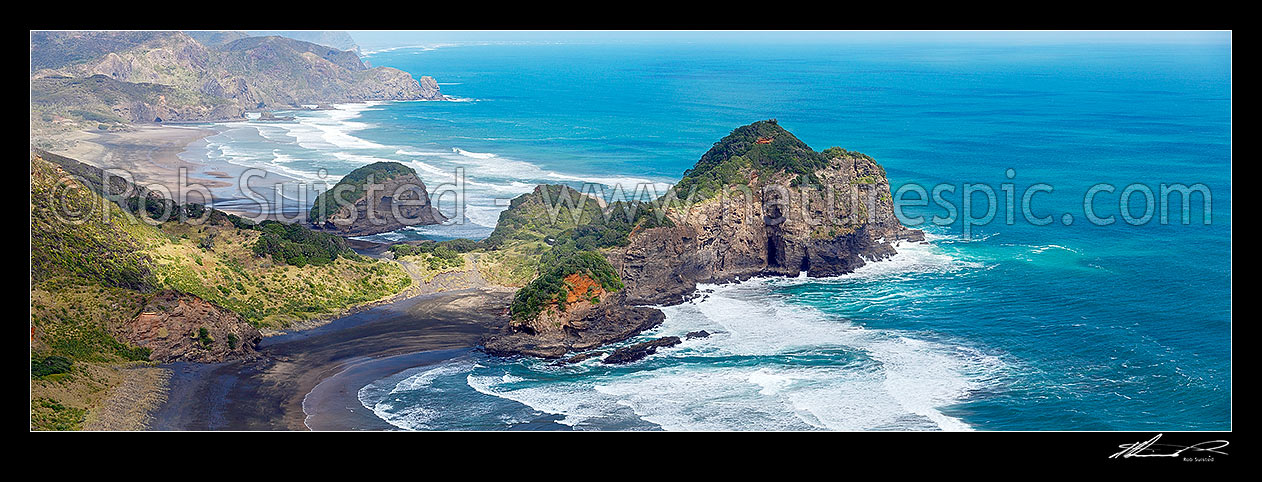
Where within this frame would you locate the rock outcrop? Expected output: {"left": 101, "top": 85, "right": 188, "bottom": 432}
{"left": 484, "top": 303, "right": 665, "bottom": 359}
{"left": 602, "top": 336, "right": 682, "bottom": 365}
{"left": 310, "top": 161, "right": 447, "bottom": 236}
{"left": 121, "top": 291, "right": 262, "bottom": 363}
{"left": 610, "top": 126, "right": 924, "bottom": 305}
{"left": 482, "top": 120, "right": 925, "bottom": 362}
{"left": 416, "top": 76, "right": 443, "bottom": 101}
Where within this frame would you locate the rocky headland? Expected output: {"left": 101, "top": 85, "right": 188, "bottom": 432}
{"left": 30, "top": 31, "right": 446, "bottom": 131}
{"left": 481, "top": 120, "right": 924, "bottom": 360}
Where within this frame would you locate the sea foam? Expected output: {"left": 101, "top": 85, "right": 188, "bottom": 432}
{"left": 363, "top": 240, "right": 1003, "bottom": 431}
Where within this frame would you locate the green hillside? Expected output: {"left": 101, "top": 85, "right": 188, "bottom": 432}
{"left": 30, "top": 152, "right": 412, "bottom": 430}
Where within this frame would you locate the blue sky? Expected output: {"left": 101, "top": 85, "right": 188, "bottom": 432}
{"left": 349, "top": 30, "right": 1230, "bottom": 52}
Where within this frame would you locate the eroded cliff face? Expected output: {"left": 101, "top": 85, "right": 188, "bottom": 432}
{"left": 121, "top": 291, "right": 262, "bottom": 363}
{"left": 483, "top": 303, "right": 666, "bottom": 359}
{"left": 612, "top": 151, "right": 923, "bottom": 306}
{"left": 483, "top": 121, "right": 925, "bottom": 361}
{"left": 109, "top": 87, "right": 248, "bottom": 124}
{"left": 414, "top": 76, "right": 443, "bottom": 101}
{"left": 318, "top": 172, "right": 448, "bottom": 236}
{"left": 483, "top": 270, "right": 669, "bottom": 358}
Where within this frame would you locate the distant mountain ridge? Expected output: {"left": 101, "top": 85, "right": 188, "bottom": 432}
{"left": 30, "top": 31, "right": 442, "bottom": 127}
{"left": 187, "top": 31, "right": 360, "bottom": 52}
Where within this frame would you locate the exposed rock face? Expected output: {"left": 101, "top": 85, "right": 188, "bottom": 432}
{"left": 416, "top": 76, "right": 443, "bottom": 100}
{"left": 30, "top": 74, "right": 249, "bottom": 124}
{"left": 610, "top": 128, "right": 924, "bottom": 305}
{"left": 311, "top": 162, "right": 448, "bottom": 236}
{"left": 483, "top": 303, "right": 665, "bottom": 359}
{"left": 482, "top": 121, "right": 925, "bottom": 362}
{"left": 518, "top": 273, "right": 608, "bottom": 336}
{"left": 121, "top": 291, "right": 262, "bottom": 363}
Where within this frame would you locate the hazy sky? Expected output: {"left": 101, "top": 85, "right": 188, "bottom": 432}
{"left": 348, "top": 30, "right": 1230, "bottom": 52}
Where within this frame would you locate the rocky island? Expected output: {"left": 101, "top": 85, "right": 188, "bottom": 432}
{"left": 480, "top": 120, "right": 924, "bottom": 359}
{"left": 309, "top": 161, "right": 448, "bottom": 236}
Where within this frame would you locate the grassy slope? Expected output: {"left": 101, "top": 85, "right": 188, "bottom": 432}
{"left": 146, "top": 221, "right": 411, "bottom": 327}
{"left": 31, "top": 157, "right": 164, "bottom": 430}
{"left": 30, "top": 75, "right": 233, "bottom": 127}
{"left": 467, "top": 185, "right": 655, "bottom": 320}
{"left": 30, "top": 153, "right": 411, "bottom": 429}
{"left": 476, "top": 185, "right": 608, "bottom": 288}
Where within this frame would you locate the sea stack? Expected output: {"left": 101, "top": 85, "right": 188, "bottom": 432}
{"left": 309, "top": 161, "right": 448, "bottom": 236}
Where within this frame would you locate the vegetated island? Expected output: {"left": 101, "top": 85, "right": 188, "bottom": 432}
{"left": 466, "top": 119, "right": 924, "bottom": 361}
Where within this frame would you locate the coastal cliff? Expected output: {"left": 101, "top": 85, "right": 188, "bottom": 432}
{"left": 613, "top": 122, "right": 923, "bottom": 305}
{"left": 30, "top": 31, "right": 445, "bottom": 129}
{"left": 483, "top": 120, "right": 924, "bottom": 359}
{"left": 310, "top": 161, "right": 448, "bottom": 236}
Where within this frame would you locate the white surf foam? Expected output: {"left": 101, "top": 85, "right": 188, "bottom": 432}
{"left": 453, "top": 147, "right": 497, "bottom": 159}
{"left": 362, "top": 228, "right": 1001, "bottom": 431}
{"left": 358, "top": 360, "right": 477, "bottom": 431}
{"left": 454, "top": 268, "right": 1001, "bottom": 431}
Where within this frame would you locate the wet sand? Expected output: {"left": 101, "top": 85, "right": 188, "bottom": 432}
{"left": 149, "top": 288, "right": 512, "bottom": 431}
{"left": 47, "top": 126, "right": 229, "bottom": 201}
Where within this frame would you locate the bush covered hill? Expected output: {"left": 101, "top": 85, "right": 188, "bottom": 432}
{"left": 671, "top": 119, "right": 881, "bottom": 199}
{"left": 384, "top": 184, "right": 669, "bottom": 322}
{"left": 30, "top": 151, "right": 411, "bottom": 430}
{"left": 478, "top": 120, "right": 920, "bottom": 359}
{"left": 309, "top": 161, "right": 417, "bottom": 224}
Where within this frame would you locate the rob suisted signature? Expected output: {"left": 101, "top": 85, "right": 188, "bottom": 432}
{"left": 1110, "top": 433, "right": 1229, "bottom": 460}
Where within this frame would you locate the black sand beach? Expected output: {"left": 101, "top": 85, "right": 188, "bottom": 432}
{"left": 150, "top": 288, "right": 511, "bottom": 431}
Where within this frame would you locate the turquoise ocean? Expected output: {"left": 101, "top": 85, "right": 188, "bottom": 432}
{"left": 183, "top": 38, "right": 1231, "bottom": 430}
